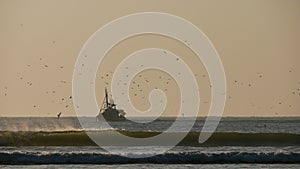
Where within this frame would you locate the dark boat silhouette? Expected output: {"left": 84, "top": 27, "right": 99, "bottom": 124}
{"left": 96, "top": 88, "right": 127, "bottom": 121}
{"left": 96, "top": 88, "right": 174, "bottom": 132}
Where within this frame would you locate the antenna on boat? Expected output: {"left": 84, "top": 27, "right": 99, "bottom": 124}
{"left": 105, "top": 87, "right": 109, "bottom": 108}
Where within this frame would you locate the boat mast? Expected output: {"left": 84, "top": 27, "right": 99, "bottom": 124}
{"left": 105, "top": 87, "right": 109, "bottom": 108}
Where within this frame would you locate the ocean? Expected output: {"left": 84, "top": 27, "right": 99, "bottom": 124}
{"left": 0, "top": 117, "right": 300, "bottom": 168}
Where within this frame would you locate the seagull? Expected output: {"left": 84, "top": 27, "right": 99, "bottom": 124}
{"left": 57, "top": 112, "right": 62, "bottom": 119}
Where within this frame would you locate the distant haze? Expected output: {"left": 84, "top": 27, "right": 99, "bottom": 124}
{"left": 0, "top": 0, "right": 299, "bottom": 117}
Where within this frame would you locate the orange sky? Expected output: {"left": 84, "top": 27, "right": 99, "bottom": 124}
{"left": 0, "top": 0, "right": 300, "bottom": 117}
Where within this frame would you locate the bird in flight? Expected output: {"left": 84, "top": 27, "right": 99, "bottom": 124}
{"left": 57, "top": 112, "right": 62, "bottom": 120}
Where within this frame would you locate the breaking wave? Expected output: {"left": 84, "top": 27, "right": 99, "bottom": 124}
{"left": 1, "top": 131, "right": 300, "bottom": 147}
{"left": 0, "top": 150, "right": 299, "bottom": 164}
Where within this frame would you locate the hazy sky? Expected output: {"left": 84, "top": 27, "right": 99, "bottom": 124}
{"left": 0, "top": 0, "right": 300, "bottom": 117}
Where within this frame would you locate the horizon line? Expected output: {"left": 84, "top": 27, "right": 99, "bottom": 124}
{"left": 1, "top": 115, "right": 300, "bottom": 118}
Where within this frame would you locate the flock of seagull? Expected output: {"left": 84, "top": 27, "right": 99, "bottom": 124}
{"left": 1, "top": 48, "right": 299, "bottom": 117}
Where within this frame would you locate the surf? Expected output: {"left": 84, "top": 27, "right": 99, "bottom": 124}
{"left": 0, "top": 148, "right": 299, "bottom": 164}
{"left": 1, "top": 131, "right": 300, "bottom": 147}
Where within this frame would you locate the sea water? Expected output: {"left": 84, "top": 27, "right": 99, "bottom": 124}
{"left": 0, "top": 117, "right": 299, "bottom": 168}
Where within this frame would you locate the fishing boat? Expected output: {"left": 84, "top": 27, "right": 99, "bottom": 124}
{"left": 96, "top": 88, "right": 127, "bottom": 121}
